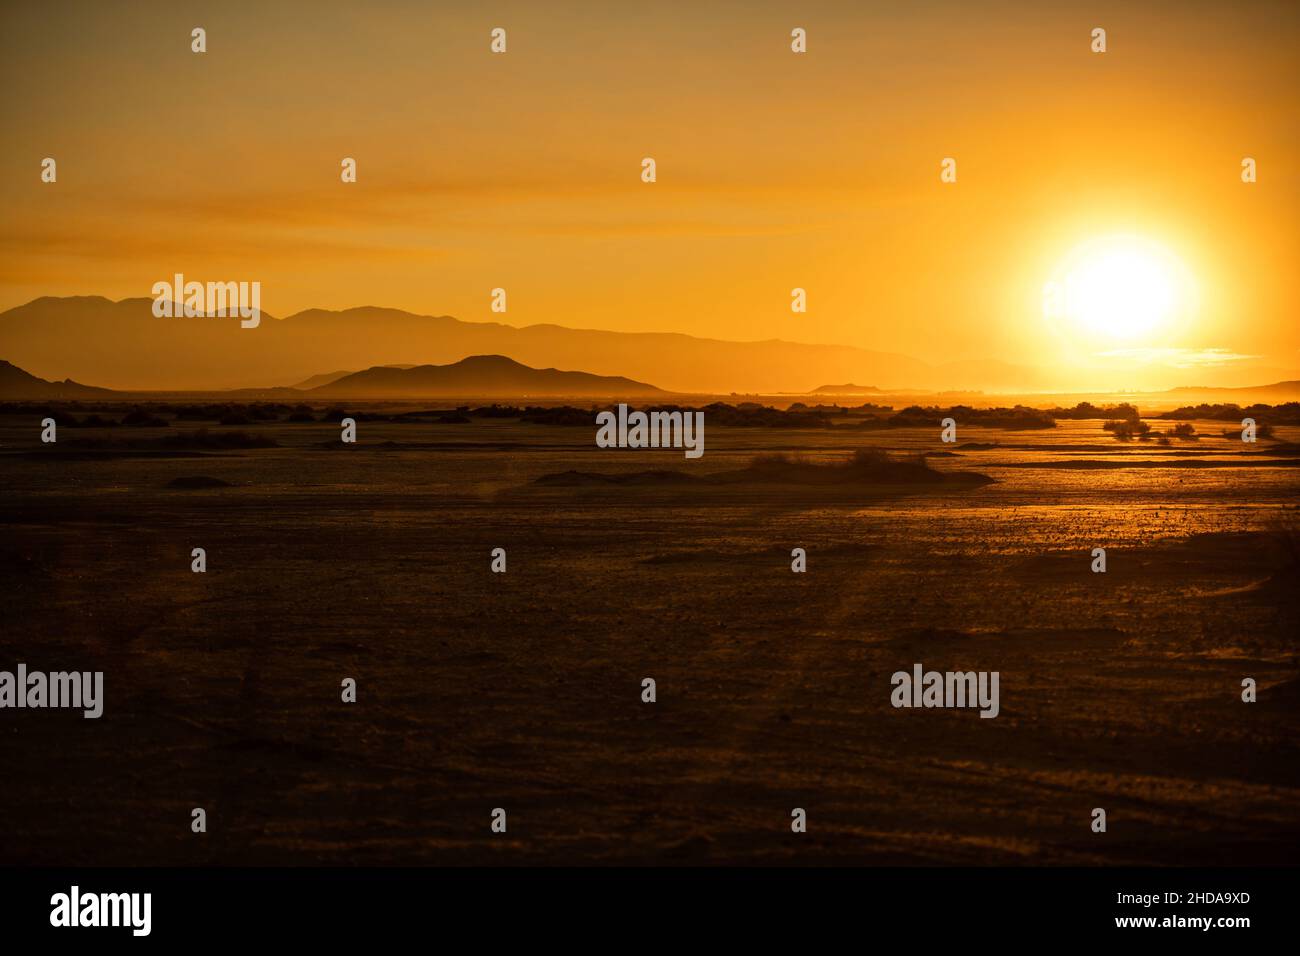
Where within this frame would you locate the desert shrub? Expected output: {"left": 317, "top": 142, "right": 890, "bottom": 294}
{"left": 1163, "top": 402, "right": 1300, "bottom": 424}
{"left": 245, "top": 404, "right": 282, "bottom": 421}
{"left": 121, "top": 409, "right": 168, "bottom": 427}
{"left": 166, "top": 476, "right": 232, "bottom": 489}
{"left": 77, "top": 414, "right": 118, "bottom": 428}
{"left": 688, "top": 403, "right": 834, "bottom": 427}
{"left": 159, "top": 428, "right": 274, "bottom": 449}
{"left": 1104, "top": 419, "right": 1151, "bottom": 441}
{"left": 887, "top": 405, "right": 1055, "bottom": 429}
{"left": 172, "top": 404, "right": 216, "bottom": 420}
{"left": 470, "top": 404, "right": 524, "bottom": 418}
{"left": 888, "top": 405, "right": 941, "bottom": 427}
{"left": 1051, "top": 402, "right": 1140, "bottom": 421}
{"left": 1221, "top": 423, "right": 1275, "bottom": 440}
{"left": 521, "top": 406, "right": 600, "bottom": 426}
{"left": 740, "top": 448, "right": 966, "bottom": 485}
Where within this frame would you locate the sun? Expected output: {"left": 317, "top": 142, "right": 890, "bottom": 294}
{"left": 1045, "top": 235, "right": 1192, "bottom": 342}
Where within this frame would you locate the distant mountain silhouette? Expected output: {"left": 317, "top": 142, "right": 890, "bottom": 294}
{"left": 810, "top": 383, "right": 881, "bottom": 394}
{"left": 0, "top": 359, "right": 113, "bottom": 398}
{"left": 4, "top": 297, "right": 1295, "bottom": 394}
{"left": 313, "top": 355, "right": 665, "bottom": 397}
{"left": 0, "top": 297, "right": 1048, "bottom": 393}
{"left": 291, "top": 369, "right": 356, "bottom": 390}
{"left": 1162, "top": 380, "right": 1300, "bottom": 401}
{"left": 290, "top": 365, "right": 416, "bottom": 390}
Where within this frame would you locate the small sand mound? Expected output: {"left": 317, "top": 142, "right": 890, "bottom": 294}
{"left": 533, "top": 469, "right": 697, "bottom": 487}
{"left": 1260, "top": 677, "right": 1300, "bottom": 707}
{"left": 716, "top": 449, "right": 991, "bottom": 486}
{"left": 530, "top": 450, "right": 992, "bottom": 492}
{"left": 166, "top": 476, "right": 232, "bottom": 489}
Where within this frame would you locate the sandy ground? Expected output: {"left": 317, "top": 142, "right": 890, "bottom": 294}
{"left": 1, "top": 412, "right": 1297, "bottom": 865}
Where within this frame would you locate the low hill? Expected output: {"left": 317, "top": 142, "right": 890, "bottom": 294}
{"left": 0, "top": 360, "right": 114, "bottom": 398}
{"left": 810, "top": 383, "right": 881, "bottom": 394}
{"left": 291, "top": 369, "right": 356, "bottom": 390}
{"left": 290, "top": 365, "right": 417, "bottom": 390}
{"left": 1165, "top": 380, "right": 1300, "bottom": 402}
{"left": 311, "top": 355, "right": 667, "bottom": 397}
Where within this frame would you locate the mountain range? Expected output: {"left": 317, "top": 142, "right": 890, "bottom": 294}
{"left": 2, "top": 296, "right": 1297, "bottom": 395}
{"left": 0, "top": 296, "right": 1040, "bottom": 393}
{"left": 5, "top": 352, "right": 1300, "bottom": 404}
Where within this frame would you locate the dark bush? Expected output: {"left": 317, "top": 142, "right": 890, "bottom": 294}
{"left": 121, "top": 409, "right": 168, "bottom": 427}
{"left": 1104, "top": 419, "right": 1151, "bottom": 441}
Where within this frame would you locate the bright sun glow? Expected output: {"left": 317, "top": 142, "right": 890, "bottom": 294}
{"left": 1046, "top": 235, "right": 1192, "bottom": 342}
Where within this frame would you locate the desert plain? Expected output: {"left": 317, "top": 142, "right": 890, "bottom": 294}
{"left": 1, "top": 398, "right": 1297, "bottom": 865}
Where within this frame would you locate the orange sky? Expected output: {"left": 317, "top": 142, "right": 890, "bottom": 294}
{"left": 2, "top": 0, "right": 1297, "bottom": 387}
